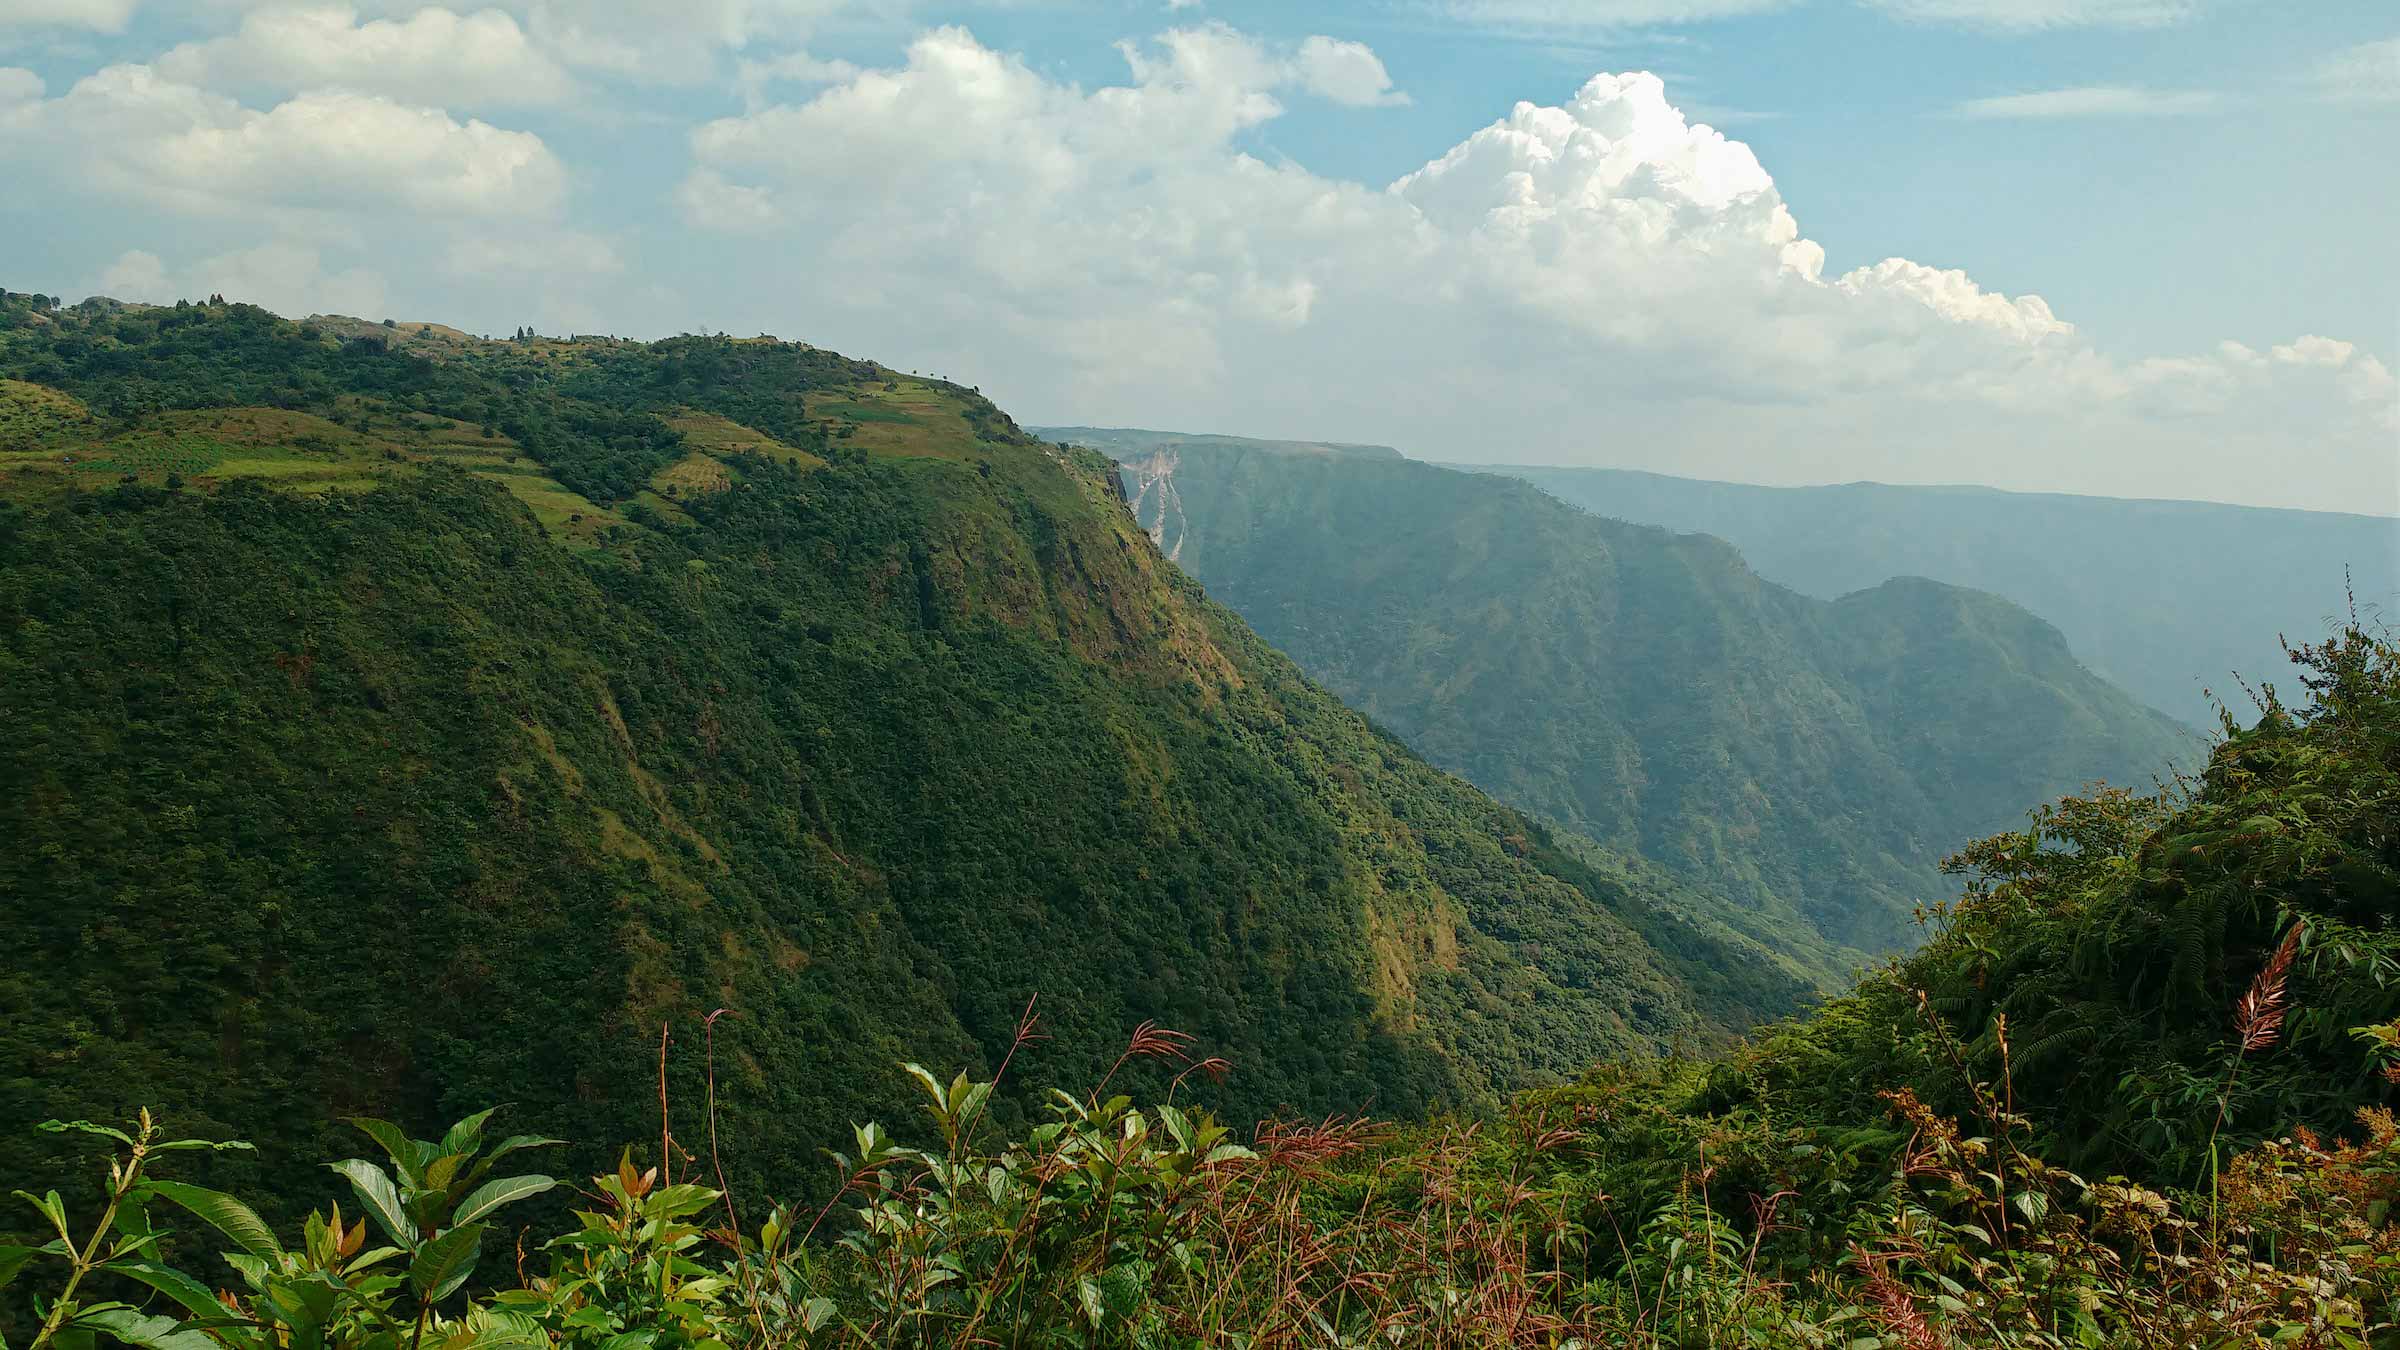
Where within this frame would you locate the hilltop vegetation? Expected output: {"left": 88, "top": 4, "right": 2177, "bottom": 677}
{"left": 0, "top": 293, "right": 1808, "bottom": 1224}
{"left": 1063, "top": 431, "right": 2190, "bottom": 963}
{"left": 1498, "top": 464, "right": 2399, "bottom": 726}
{"left": 9, "top": 623, "right": 2395, "bottom": 1348}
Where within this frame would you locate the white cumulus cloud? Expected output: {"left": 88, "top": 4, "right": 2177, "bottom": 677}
{"left": 1292, "top": 36, "right": 1409, "bottom": 107}
{"left": 0, "top": 0, "right": 138, "bottom": 32}
{"left": 4, "top": 64, "right": 567, "bottom": 220}
{"left": 157, "top": 5, "right": 577, "bottom": 108}
{"left": 672, "top": 26, "right": 2394, "bottom": 513}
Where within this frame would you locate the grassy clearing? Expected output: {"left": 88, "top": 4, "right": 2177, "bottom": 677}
{"left": 0, "top": 393, "right": 622, "bottom": 549}
{"left": 811, "top": 380, "right": 984, "bottom": 461}
{"left": 651, "top": 450, "right": 732, "bottom": 499}
{"left": 0, "top": 378, "right": 93, "bottom": 451}
{"left": 665, "top": 409, "right": 825, "bottom": 471}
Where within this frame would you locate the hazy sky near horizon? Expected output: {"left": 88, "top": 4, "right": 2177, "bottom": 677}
{"left": 2, "top": 0, "right": 2394, "bottom": 512}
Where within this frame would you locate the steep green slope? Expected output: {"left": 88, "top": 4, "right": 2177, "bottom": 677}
{"left": 1058, "top": 430, "right": 2191, "bottom": 958}
{"left": 1494, "top": 465, "right": 2400, "bottom": 726}
{"left": 0, "top": 296, "right": 1807, "bottom": 1211}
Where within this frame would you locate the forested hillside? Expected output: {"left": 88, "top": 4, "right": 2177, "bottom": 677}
{"left": 9, "top": 611, "right": 2392, "bottom": 1348}
{"left": 0, "top": 294, "right": 1809, "bottom": 1217}
{"left": 1058, "top": 429, "right": 2191, "bottom": 961}
{"left": 1497, "top": 464, "right": 2399, "bottom": 726}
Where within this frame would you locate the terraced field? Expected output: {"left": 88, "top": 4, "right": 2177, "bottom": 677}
{"left": 804, "top": 380, "right": 984, "bottom": 460}
{"left": 0, "top": 328, "right": 1014, "bottom": 553}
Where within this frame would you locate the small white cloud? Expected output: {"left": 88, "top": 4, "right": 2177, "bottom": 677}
{"left": 0, "top": 0, "right": 137, "bottom": 33}
{"left": 1863, "top": 0, "right": 2200, "bottom": 28}
{"left": 157, "top": 5, "right": 578, "bottom": 109}
{"left": 2308, "top": 37, "right": 2399, "bottom": 105}
{"left": 7, "top": 66, "right": 569, "bottom": 221}
{"left": 0, "top": 66, "right": 43, "bottom": 102}
{"left": 733, "top": 47, "right": 862, "bottom": 111}
{"left": 1949, "top": 85, "right": 2218, "bottom": 119}
{"left": 1836, "top": 258, "right": 2073, "bottom": 341}
{"left": 1292, "top": 36, "right": 1409, "bottom": 107}
{"left": 95, "top": 248, "right": 170, "bottom": 301}
{"left": 2273, "top": 335, "right": 2357, "bottom": 368}
{"left": 676, "top": 167, "right": 782, "bottom": 233}
{"left": 94, "top": 241, "right": 389, "bottom": 318}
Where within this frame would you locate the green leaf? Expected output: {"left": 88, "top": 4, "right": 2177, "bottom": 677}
{"left": 800, "top": 1298, "right": 837, "bottom": 1332}
{"left": 1, "top": 1243, "right": 56, "bottom": 1290}
{"left": 419, "top": 1155, "right": 465, "bottom": 1198}
{"left": 474, "top": 1137, "right": 563, "bottom": 1172}
{"left": 15, "top": 1190, "right": 69, "bottom": 1243}
{"left": 408, "top": 1224, "right": 485, "bottom": 1304}
{"left": 343, "top": 1120, "right": 423, "bottom": 1185}
{"left": 901, "top": 1064, "right": 947, "bottom": 1121}
{"left": 2011, "top": 1191, "right": 2051, "bottom": 1226}
{"left": 72, "top": 1307, "right": 220, "bottom": 1350}
{"left": 450, "top": 1176, "right": 556, "bottom": 1228}
{"left": 101, "top": 1261, "right": 228, "bottom": 1322}
{"left": 436, "top": 1110, "right": 497, "bottom": 1160}
{"left": 1076, "top": 1275, "right": 1105, "bottom": 1329}
{"left": 37, "top": 1121, "right": 134, "bottom": 1146}
{"left": 640, "top": 1185, "right": 717, "bottom": 1222}
{"left": 141, "top": 1184, "right": 284, "bottom": 1262}
{"left": 326, "top": 1161, "right": 413, "bottom": 1250}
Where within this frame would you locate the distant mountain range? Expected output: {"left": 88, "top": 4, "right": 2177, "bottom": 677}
{"left": 1048, "top": 428, "right": 2194, "bottom": 967}
{"left": 1488, "top": 466, "right": 2398, "bottom": 727}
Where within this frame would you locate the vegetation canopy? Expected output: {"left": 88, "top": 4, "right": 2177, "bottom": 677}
{"left": 5, "top": 622, "right": 2397, "bottom": 1346}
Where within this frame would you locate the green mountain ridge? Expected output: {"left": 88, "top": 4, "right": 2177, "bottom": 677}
{"left": 1489, "top": 464, "right": 2400, "bottom": 726}
{"left": 1056, "top": 429, "right": 2193, "bottom": 960}
{"left": 0, "top": 293, "right": 1806, "bottom": 1211}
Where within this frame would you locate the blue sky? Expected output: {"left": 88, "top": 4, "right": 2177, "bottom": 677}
{"left": 2, "top": 0, "right": 2393, "bottom": 511}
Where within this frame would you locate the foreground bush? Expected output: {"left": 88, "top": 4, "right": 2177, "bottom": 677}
{"left": 7, "top": 1014, "right": 2396, "bottom": 1349}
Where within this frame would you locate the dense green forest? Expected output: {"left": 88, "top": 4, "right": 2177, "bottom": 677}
{"left": 0, "top": 294, "right": 1810, "bottom": 1228}
{"left": 1494, "top": 463, "right": 2399, "bottom": 727}
{"left": 1054, "top": 428, "right": 2191, "bottom": 967}
{"left": 9, "top": 609, "right": 2395, "bottom": 1346}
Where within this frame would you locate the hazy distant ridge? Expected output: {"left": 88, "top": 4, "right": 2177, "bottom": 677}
{"left": 1490, "top": 465, "right": 2398, "bottom": 726}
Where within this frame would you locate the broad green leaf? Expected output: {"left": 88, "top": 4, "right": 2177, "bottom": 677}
{"left": 326, "top": 1161, "right": 413, "bottom": 1250}
{"left": 72, "top": 1307, "right": 219, "bottom": 1350}
{"left": 0, "top": 1243, "right": 56, "bottom": 1290}
{"left": 15, "top": 1190, "right": 69, "bottom": 1243}
{"left": 102, "top": 1261, "right": 228, "bottom": 1321}
{"left": 419, "top": 1154, "right": 464, "bottom": 1197}
{"left": 800, "top": 1298, "right": 837, "bottom": 1332}
{"left": 640, "top": 1185, "right": 717, "bottom": 1222}
{"left": 1076, "top": 1275, "right": 1106, "bottom": 1328}
{"left": 408, "top": 1224, "right": 485, "bottom": 1303}
{"left": 141, "top": 1184, "right": 284, "bottom": 1262}
{"left": 901, "top": 1064, "right": 947, "bottom": 1120}
{"left": 450, "top": 1176, "right": 556, "bottom": 1228}
{"left": 343, "top": 1119, "right": 424, "bottom": 1184}
{"left": 436, "top": 1110, "right": 497, "bottom": 1160}
{"left": 474, "top": 1137, "right": 563, "bottom": 1172}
